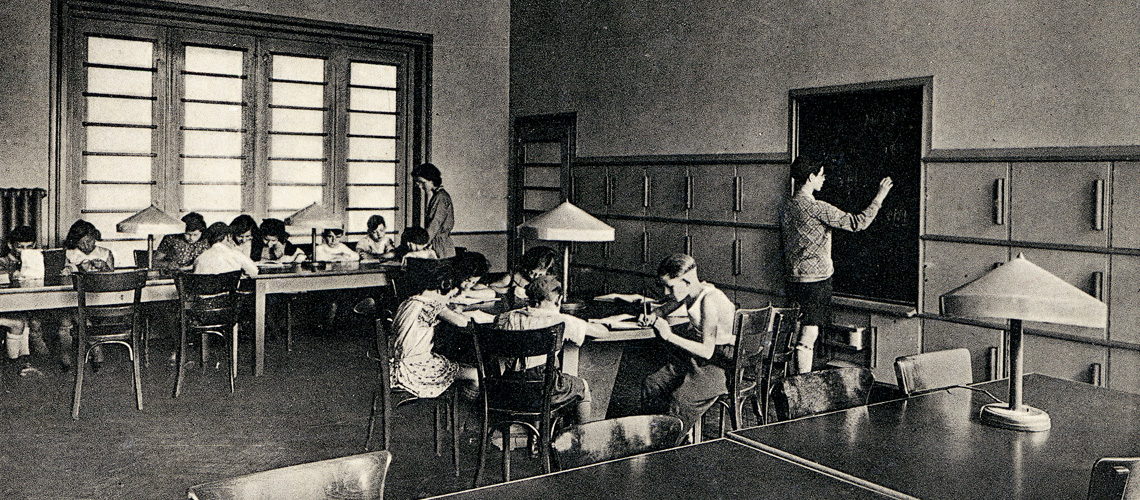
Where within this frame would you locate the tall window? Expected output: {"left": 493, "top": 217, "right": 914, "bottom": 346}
{"left": 57, "top": 0, "right": 429, "bottom": 256}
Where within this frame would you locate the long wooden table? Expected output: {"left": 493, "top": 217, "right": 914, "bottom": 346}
{"left": 729, "top": 374, "right": 1140, "bottom": 500}
{"left": 0, "top": 262, "right": 395, "bottom": 376}
{"left": 427, "top": 438, "right": 899, "bottom": 499}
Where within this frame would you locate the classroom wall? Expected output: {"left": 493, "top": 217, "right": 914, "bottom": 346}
{"left": 510, "top": 0, "right": 1140, "bottom": 156}
{"left": 0, "top": 0, "right": 511, "bottom": 266}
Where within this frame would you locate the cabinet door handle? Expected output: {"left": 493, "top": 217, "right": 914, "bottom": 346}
{"left": 1091, "top": 363, "right": 1103, "bottom": 387}
{"left": 641, "top": 231, "right": 649, "bottom": 263}
{"left": 1092, "top": 271, "right": 1104, "bottom": 300}
{"left": 603, "top": 241, "right": 611, "bottom": 260}
{"left": 993, "top": 178, "right": 1006, "bottom": 225}
{"left": 734, "top": 177, "right": 744, "bottom": 212}
{"left": 732, "top": 239, "right": 742, "bottom": 276}
{"left": 685, "top": 175, "right": 693, "bottom": 210}
{"left": 569, "top": 175, "right": 576, "bottom": 204}
{"left": 1094, "top": 179, "right": 1105, "bottom": 231}
{"left": 604, "top": 176, "right": 613, "bottom": 206}
{"left": 685, "top": 235, "right": 692, "bottom": 256}
{"left": 642, "top": 174, "right": 650, "bottom": 208}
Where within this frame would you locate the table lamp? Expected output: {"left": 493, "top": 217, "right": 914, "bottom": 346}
{"left": 940, "top": 253, "right": 1106, "bottom": 432}
{"left": 516, "top": 201, "right": 614, "bottom": 300}
{"left": 117, "top": 204, "right": 183, "bottom": 269}
{"left": 284, "top": 202, "right": 341, "bottom": 251}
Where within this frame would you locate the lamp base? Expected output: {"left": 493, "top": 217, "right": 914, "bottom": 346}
{"left": 979, "top": 403, "right": 1051, "bottom": 432}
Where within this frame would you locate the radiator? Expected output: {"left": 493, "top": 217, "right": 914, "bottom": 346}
{"left": 0, "top": 188, "right": 47, "bottom": 244}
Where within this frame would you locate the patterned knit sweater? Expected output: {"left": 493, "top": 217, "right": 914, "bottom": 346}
{"left": 780, "top": 194, "right": 881, "bottom": 282}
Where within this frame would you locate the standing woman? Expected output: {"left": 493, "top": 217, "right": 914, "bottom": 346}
{"left": 412, "top": 163, "right": 455, "bottom": 259}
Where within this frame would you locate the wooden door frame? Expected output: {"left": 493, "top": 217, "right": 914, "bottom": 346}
{"left": 509, "top": 112, "right": 577, "bottom": 266}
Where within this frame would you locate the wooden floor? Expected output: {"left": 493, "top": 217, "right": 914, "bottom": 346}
{"left": 0, "top": 313, "right": 660, "bottom": 500}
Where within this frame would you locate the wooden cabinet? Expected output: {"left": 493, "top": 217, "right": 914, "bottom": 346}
{"left": 570, "top": 164, "right": 609, "bottom": 215}
{"left": 646, "top": 165, "right": 688, "bottom": 220}
{"left": 1012, "top": 247, "right": 1107, "bottom": 341}
{"left": 1023, "top": 335, "right": 1106, "bottom": 385}
{"left": 922, "top": 240, "right": 1009, "bottom": 315}
{"left": 924, "top": 162, "right": 1010, "bottom": 240}
{"left": 922, "top": 318, "right": 1003, "bottom": 383}
{"left": 687, "top": 225, "right": 736, "bottom": 287}
{"left": 1111, "top": 161, "right": 1140, "bottom": 249}
{"left": 1010, "top": 162, "right": 1109, "bottom": 247}
{"left": 688, "top": 164, "right": 736, "bottom": 222}
{"left": 737, "top": 228, "right": 783, "bottom": 294}
{"left": 609, "top": 166, "right": 648, "bottom": 217}
{"left": 1109, "top": 254, "right": 1140, "bottom": 345}
{"left": 736, "top": 163, "right": 789, "bottom": 225}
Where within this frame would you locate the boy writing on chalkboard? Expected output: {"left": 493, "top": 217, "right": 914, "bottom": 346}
{"left": 780, "top": 155, "right": 893, "bottom": 373}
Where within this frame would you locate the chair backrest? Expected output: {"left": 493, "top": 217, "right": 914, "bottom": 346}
{"left": 762, "top": 306, "right": 801, "bottom": 381}
{"left": 43, "top": 248, "right": 66, "bottom": 278}
{"left": 894, "top": 348, "right": 973, "bottom": 396}
{"left": 773, "top": 367, "right": 875, "bottom": 421}
{"left": 1087, "top": 457, "right": 1140, "bottom": 500}
{"left": 175, "top": 271, "right": 242, "bottom": 329}
{"left": 186, "top": 450, "right": 393, "bottom": 500}
{"left": 471, "top": 322, "right": 567, "bottom": 414}
{"left": 727, "top": 306, "right": 774, "bottom": 392}
{"left": 72, "top": 270, "right": 149, "bottom": 337}
{"left": 551, "top": 414, "right": 684, "bottom": 470}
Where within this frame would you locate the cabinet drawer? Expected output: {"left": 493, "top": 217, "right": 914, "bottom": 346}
{"left": 1010, "top": 161, "right": 1109, "bottom": 247}
{"left": 924, "top": 162, "right": 1010, "bottom": 240}
{"left": 688, "top": 164, "right": 736, "bottom": 222}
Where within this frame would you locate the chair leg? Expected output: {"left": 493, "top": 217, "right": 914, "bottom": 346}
{"left": 71, "top": 344, "right": 86, "bottom": 420}
{"left": 474, "top": 419, "right": 490, "bottom": 488}
{"left": 501, "top": 426, "right": 512, "bottom": 483}
{"left": 451, "top": 389, "right": 460, "bottom": 477}
{"left": 131, "top": 341, "right": 144, "bottom": 411}
{"left": 174, "top": 325, "right": 188, "bottom": 398}
{"left": 229, "top": 326, "right": 238, "bottom": 393}
{"left": 143, "top": 316, "right": 150, "bottom": 368}
{"left": 200, "top": 332, "right": 208, "bottom": 367}
{"left": 692, "top": 415, "right": 703, "bottom": 444}
{"left": 286, "top": 299, "right": 294, "bottom": 352}
{"left": 718, "top": 403, "right": 728, "bottom": 438}
{"left": 434, "top": 404, "right": 443, "bottom": 456}
{"left": 365, "top": 390, "right": 379, "bottom": 451}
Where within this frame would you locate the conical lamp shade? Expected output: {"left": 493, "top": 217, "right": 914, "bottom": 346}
{"left": 116, "top": 204, "right": 183, "bottom": 234}
{"left": 284, "top": 203, "right": 341, "bottom": 230}
{"left": 941, "top": 254, "right": 1106, "bottom": 328}
{"left": 516, "top": 201, "right": 614, "bottom": 242}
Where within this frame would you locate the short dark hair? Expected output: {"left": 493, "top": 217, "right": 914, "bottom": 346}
{"left": 205, "top": 222, "right": 231, "bottom": 245}
{"left": 229, "top": 214, "right": 257, "bottom": 238}
{"left": 657, "top": 253, "right": 696, "bottom": 280}
{"left": 366, "top": 214, "right": 387, "bottom": 232}
{"left": 63, "top": 220, "right": 101, "bottom": 249}
{"left": 182, "top": 212, "right": 207, "bottom": 232}
{"left": 790, "top": 155, "right": 825, "bottom": 188}
{"left": 402, "top": 226, "right": 430, "bottom": 246}
{"left": 454, "top": 251, "right": 489, "bottom": 280}
{"left": 519, "top": 245, "right": 558, "bottom": 274}
{"left": 260, "top": 218, "right": 289, "bottom": 241}
{"left": 322, "top": 228, "right": 344, "bottom": 238}
{"left": 8, "top": 226, "right": 35, "bottom": 245}
{"left": 411, "top": 163, "right": 442, "bottom": 186}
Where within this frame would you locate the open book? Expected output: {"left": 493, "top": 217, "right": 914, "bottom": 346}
{"left": 593, "top": 293, "right": 656, "bottom": 304}
{"left": 589, "top": 314, "right": 645, "bottom": 330}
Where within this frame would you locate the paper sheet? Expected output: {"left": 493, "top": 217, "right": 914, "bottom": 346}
{"left": 462, "top": 309, "right": 496, "bottom": 324}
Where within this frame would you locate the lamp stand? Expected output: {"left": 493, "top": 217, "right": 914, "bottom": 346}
{"left": 146, "top": 234, "right": 155, "bottom": 270}
{"left": 979, "top": 319, "right": 1051, "bottom": 432}
{"left": 561, "top": 242, "right": 571, "bottom": 300}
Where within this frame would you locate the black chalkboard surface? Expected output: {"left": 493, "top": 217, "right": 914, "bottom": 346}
{"left": 793, "top": 85, "right": 923, "bottom": 305}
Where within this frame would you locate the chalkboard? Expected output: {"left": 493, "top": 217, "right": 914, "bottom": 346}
{"left": 793, "top": 85, "right": 924, "bottom": 305}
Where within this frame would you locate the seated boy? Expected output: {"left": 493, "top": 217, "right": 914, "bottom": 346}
{"left": 492, "top": 275, "right": 606, "bottom": 424}
{"left": 0, "top": 226, "right": 49, "bottom": 375}
{"left": 314, "top": 228, "right": 360, "bottom": 262}
{"left": 357, "top": 215, "right": 397, "bottom": 261}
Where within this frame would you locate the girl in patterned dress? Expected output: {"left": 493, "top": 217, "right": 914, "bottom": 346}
{"left": 390, "top": 261, "right": 476, "bottom": 398}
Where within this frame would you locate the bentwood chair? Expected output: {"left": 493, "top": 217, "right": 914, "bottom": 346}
{"left": 758, "top": 305, "right": 801, "bottom": 424}
{"left": 186, "top": 451, "right": 393, "bottom": 500}
{"left": 174, "top": 271, "right": 242, "bottom": 397}
{"left": 894, "top": 348, "right": 973, "bottom": 396}
{"left": 471, "top": 322, "right": 577, "bottom": 487}
{"left": 693, "top": 306, "right": 772, "bottom": 443}
{"left": 1087, "top": 457, "right": 1140, "bottom": 500}
{"left": 772, "top": 367, "right": 874, "bottom": 421}
{"left": 364, "top": 317, "right": 461, "bottom": 478}
{"left": 70, "top": 269, "right": 149, "bottom": 420}
{"left": 551, "top": 414, "right": 684, "bottom": 471}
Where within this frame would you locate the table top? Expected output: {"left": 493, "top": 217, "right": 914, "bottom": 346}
{"left": 428, "top": 438, "right": 897, "bottom": 499}
{"left": 730, "top": 374, "right": 1140, "bottom": 500}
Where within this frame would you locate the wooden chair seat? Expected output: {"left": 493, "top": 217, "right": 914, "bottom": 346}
{"left": 186, "top": 450, "right": 392, "bottom": 500}
{"left": 772, "top": 367, "right": 874, "bottom": 421}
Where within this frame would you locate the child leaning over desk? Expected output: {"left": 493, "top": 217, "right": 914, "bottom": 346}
{"left": 57, "top": 219, "right": 117, "bottom": 370}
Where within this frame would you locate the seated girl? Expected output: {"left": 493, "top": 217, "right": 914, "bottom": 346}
{"left": 258, "top": 218, "right": 306, "bottom": 263}
{"left": 62, "top": 220, "right": 114, "bottom": 274}
{"left": 193, "top": 222, "right": 259, "bottom": 276}
{"left": 639, "top": 253, "right": 737, "bottom": 435}
{"left": 399, "top": 226, "right": 437, "bottom": 263}
{"left": 391, "top": 262, "right": 477, "bottom": 398}
{"left": 314, "top": 228, "right": 360, "bottom": 262}
{"left": 485, "top": 245, "right": 558, "bottom": 309}
{"left": 154, "top": 212, "right": 210, "bottom": 270}
{"left": 450, "top": 251, "right": 497, "bottom": 303}
{"left": 356, "top": 215, "right": 397, "bottom": 261}
{"left": 0, "top": 226, "right": 50, "bottom": 375}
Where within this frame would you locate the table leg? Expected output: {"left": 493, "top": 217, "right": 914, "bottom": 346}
{"left": 254, "top": 281, "right": 266, "bottom": 376}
